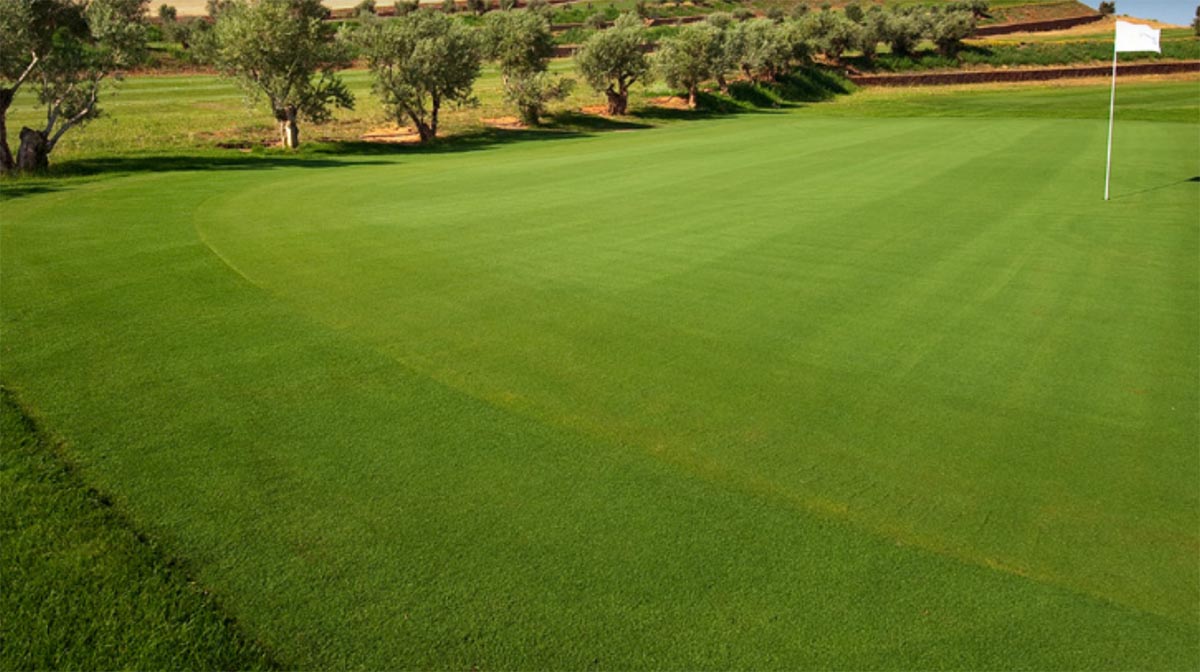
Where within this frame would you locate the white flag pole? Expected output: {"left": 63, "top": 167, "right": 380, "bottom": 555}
{"left": 1104, "top": 42, "right": 1117, "bottom": 201}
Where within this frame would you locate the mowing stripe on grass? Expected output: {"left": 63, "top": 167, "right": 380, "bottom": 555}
{"left": 1, "top": 81, "right": 1197, "bottom": 667}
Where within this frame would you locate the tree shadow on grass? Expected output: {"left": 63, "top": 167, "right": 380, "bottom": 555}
{"left": 313, "top": 124, "right": 610, "bottom": 157}
{"left": 0, "top": 153, "right": 391, "bottom": 202}
{"left": 0, "top": 182, "right": 62, "bottom": 201}
{"left": 46, "top": 153, "right": 391, "bottom": 178}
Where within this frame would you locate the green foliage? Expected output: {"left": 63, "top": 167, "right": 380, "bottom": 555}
{"left": 2, "top": 0, "right": 148, "bottom": 171}
{"left": 210, "top": 0, "right": 353, "bottom": 148}
{"left": 442, "top": 0, "right": 456, "bottom": 13}
{"left": 844, "top": 2, "right": 863, "bottom": 24}
{"left": 881, "top": 8, "right": 924, "bottom": 57}
{"left": 585, "top": 11, "right": 608, "bottom": 29}
{"left": 359, "top": 10, "right": 481, "bottom": 140}
{"left": 482, "top": 9, "right": 569, "bottom": 123}
{"left": 929, "top": 8, "right": 975, "bottom": 56}
{"left": 734, "top": 17, "right": 805, "bottom": 80}
{"left": 394, "top": 0, "right": 419, "bottom": 15}
{"left": 526, "top": 0, "right": 549, "bottom": 14}
{"left": 656, "top": 23, "right": 718, "bottom": 106}
{"left": 574, "top": 12, "right": 652, "bottom": 114}
{"left": 859, "top": 6, "right": 887, "bottom": 60}
{"left": 1098, "top": 1, "right": 1114, "bottom": 16}
{"left": 732, "top": 6, "right": 753, "bottom": 21}
{"left": 499, "top": 0, "right": 515, "bottom": 10}
{"left": 802, "top": 8, "right": 862, "bottom": 61}
{"left": 356, "top": 0, "right": 376, "bottom": 17}
{"left": 467, "top": 0, "right": 487, "bottom": 15}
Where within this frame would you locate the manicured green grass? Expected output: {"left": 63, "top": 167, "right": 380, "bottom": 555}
{"left": 0, "top": 389, "right": 276, "bottom": 669}
{"left": 2, "top": 79, "right": 1197, "bottom": 668}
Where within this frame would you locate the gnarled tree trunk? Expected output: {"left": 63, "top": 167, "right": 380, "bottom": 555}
{"left": 716, "top": 73, "right": 729, "bottom": 96}
{"left": 604, "top": 86, "right": 627, "bottom": 116}
{"left": 276, "top": 106, "right": 300, "bottom": 149}
{"left": 687, "top": 84, "right": 697, "bottom": 109}
{"left": 16, "top": 127, "right": 49, "bottom": 173}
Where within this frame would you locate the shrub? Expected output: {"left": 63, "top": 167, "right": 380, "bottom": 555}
{"left": 585, "top": 12, "right": 608, "bottom": 28}
{"left": 844, "top": 3, "right": 862, "bottom": 24}
{"left": 1098, "top": 1, "right": 1115, "bottom": 16}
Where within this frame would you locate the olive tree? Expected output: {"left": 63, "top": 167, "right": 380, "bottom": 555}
{"left": 0, "top": 0, "right": 55, "bottom": 173}
{"left": 656, "top": 23, "right": 718, "bottom": 108}
{"left": 929, "top": 8, "right": 975, "bottom": 57}
{"left": 705, "top": 12, "right": 742, "bottom": 94}
{"left": 482, "top": 10, "right": 572, "bottom": 124}
{"left": 801, "top": 8, "right": 860, "bottom": 61}
{"left": 3, "top": 0, "right": 148, "bottom": 173}
{"left": 210, "top": 0, "right": 354, "bottom": 149}
{"left": 360, "top": 10, "right": 481, "bottom": 142}
{"left": 735, "top": 18, "right": 803, "bottom": 81}
{"left": 881, "top": 8, "right": 923, "bottom": 57}
{"left": 574, "top": 12, "right": 652, "bottom": 115}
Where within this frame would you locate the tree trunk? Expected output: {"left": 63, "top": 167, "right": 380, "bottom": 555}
{"left": 277, "top": 106, "right": 300, "bottom": 149}
{"left": 0, "top": 89, "right": 14, "bottom": 174}
{"left": 415, "top": 120, "right": 435, "bottom": 142}
{"left": 520, "top": 103, "right": 540, "bottom": 126}
{"left": 16, "top": 127, "right": 49, "bottom": 173}
{"left": 604, "top": 87, "right": 626, "bottom": 116}
{"left": 717, "top": 74, "right": 729, "bottom": 96}
{"left": 687, "top": 85, "right": 697, "bottom": 110}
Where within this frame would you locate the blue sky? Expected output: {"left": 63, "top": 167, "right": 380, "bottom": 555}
{"left": 1079, "top": 0, "right": 1196, "bottom": 25}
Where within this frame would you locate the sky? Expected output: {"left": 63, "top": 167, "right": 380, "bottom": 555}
{"left": 1080, "top": 0, "right": 1196, "bottom": 25}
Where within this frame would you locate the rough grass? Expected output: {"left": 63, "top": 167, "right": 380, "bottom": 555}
{"left": 1, "top": 78, "right": 1197, "bottom": 668}
{"left": 0, "top": 389, "right": 277, "bottom": 670}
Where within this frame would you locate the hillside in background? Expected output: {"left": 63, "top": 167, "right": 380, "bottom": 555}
{"left": 164, "top": 0, "right": 1102, "bottom": 22}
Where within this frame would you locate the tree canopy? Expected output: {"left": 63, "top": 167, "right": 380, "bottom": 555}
{"left": 656, "top": 23, "right": 718, "bottom": 109}
{"left": 210, "top": 0, "right": 354, "bottom": 149}
{"left": 1, "top": 0, "right": 147, "bottom": 173}
{"left": 574, "top": 13, "right": 652, "bottom": 116}
{"left": 359, "top": 10, "right": 482, "bottom": 142}
{"left": 482, "top": 10, "right": 571, "bottom": 124}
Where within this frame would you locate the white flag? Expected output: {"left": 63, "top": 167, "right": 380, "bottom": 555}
{"left": 1114, "top": 20, "right": 1161, "bottom": 53}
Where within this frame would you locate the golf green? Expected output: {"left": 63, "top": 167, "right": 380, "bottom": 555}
{"left": 2, "top": 81, "right": 1197, "bottom": 667}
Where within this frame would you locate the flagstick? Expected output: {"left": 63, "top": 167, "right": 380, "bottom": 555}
{"left": 1104, "top": 44, "right": 1118, "bottom": 201}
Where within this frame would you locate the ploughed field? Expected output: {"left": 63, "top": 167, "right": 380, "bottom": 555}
{"left": 2, "top": 79, "right": 1197, "bottom": 668}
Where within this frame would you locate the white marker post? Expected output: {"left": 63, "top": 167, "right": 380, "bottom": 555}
{"left": 1106, "top": 20, "right": 1161, "bottom": 201}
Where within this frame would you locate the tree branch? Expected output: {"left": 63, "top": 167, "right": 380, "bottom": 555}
{"left": 12, "top": 51, "right": 41, "bottom": 94}
{"left": 48, "top": 82, "right": 100, "bottom": 150}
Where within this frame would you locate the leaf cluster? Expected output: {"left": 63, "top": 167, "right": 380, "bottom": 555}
{"left": 575, "top": 13, "right": 652, "bottom": 95}
{"left": 359, "top": 10, "right": 482, "bottom": 136}
{"left": 210, "top": 0, "right": 354, "bottom": 122}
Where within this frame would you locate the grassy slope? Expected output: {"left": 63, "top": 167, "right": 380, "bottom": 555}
{"left": 2, "top": 81, "right": 1197, "bottom": 667}
{"left": 0, "top": 389, "right": 275, "bottom": 669}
